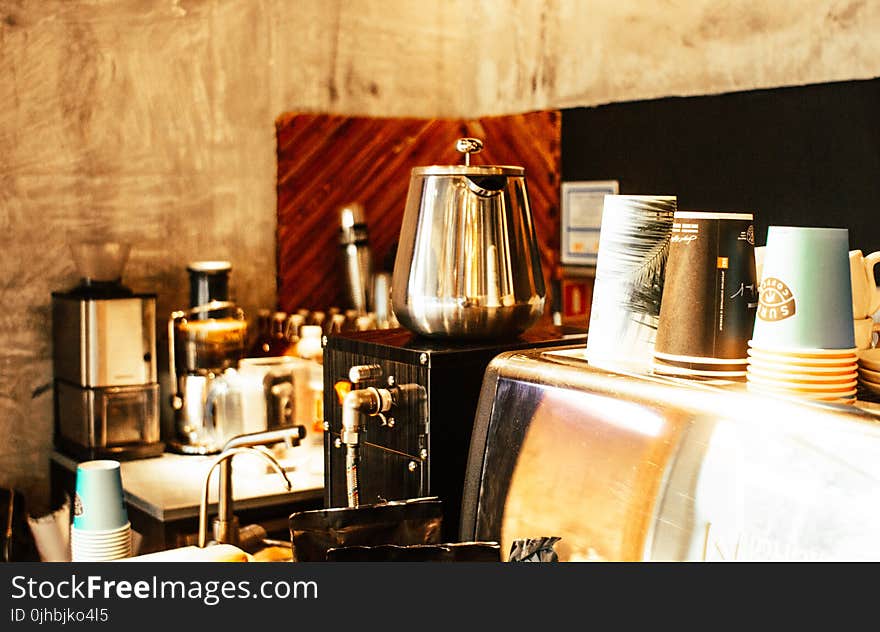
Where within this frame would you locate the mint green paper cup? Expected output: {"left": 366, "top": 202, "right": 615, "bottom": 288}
{"left": 752, "top": 226, "right": 855, "bottom": 350}
{"left": 73, "top": 460, "right": 128, "bottom": 531}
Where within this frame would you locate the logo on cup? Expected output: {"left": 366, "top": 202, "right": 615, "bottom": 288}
{"left": 74, "top": 493, "right": 83, "bottom": 517}
{"left": 757, "top": 277, "right": 796, "bottom": 322}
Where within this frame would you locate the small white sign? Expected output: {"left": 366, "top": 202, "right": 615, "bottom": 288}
{"left": 560, "top": 180, "right": 619, "bottom": 266}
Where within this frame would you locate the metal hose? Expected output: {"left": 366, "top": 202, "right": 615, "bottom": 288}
{"left": 345, "top": 445, "right": 360, "bottom": 508}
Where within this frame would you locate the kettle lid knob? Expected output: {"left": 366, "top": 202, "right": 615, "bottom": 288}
{"left": 455, "top": 137, "right": 483, "bottom": 166}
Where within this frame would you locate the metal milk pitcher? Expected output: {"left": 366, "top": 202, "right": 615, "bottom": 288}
{"left": 391, "top": 138, "right": 545, "bottom": 339}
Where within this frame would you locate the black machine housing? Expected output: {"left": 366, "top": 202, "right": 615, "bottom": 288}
{"left": 322, "top": 325, "right": 586, "bottom": 542}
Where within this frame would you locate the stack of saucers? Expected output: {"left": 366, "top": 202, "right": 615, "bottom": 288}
{"left": 746, "top": 342, "right": 858, "bottom": 405}
{"left": 857, "top": 348, "right": 880, "bottom": 398}
{"left": 70, "top": 522, "right": 132, "bottom": 562}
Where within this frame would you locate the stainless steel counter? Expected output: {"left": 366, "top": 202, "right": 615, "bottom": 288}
{"left": 51, "top": 440, "right": 324, "bottom": 522}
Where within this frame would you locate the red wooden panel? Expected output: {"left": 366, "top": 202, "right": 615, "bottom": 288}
{"left": 276, "top": 111, "right": 561, "bottom": 314}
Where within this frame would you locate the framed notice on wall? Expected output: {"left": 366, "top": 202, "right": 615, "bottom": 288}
{"left": 560, "top": 180, "right": 619, "bottom": 266}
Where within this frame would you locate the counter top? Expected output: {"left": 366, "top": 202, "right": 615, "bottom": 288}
{"left": 51, "top": 439, "right": 325, "bottom": 523}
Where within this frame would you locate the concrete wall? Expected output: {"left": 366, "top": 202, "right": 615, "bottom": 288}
{"left": 2, "top": 0, "right": 879, "bottom": 510}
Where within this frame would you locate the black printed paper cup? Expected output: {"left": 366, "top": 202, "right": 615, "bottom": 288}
{"left": 654, "top": 211, "right": 758, "bottom": 363}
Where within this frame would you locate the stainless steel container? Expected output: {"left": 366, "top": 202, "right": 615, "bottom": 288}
{"left": 339, "top": 203, "right": 374, "bottom": 315}
{"left": 392, "top": 138, "right": 545, "bottom": 339}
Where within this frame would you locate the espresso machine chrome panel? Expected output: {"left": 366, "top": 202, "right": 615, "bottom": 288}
{"left": 461, "top": 345, "right": 880, "bottom": 561}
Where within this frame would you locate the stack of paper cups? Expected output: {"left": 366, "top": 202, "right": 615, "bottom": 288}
{"left": 70, "top": 460, "right": 131, "bottom": 562}
{"left": 747, "top": 227, "right": 857, "bottom": 405}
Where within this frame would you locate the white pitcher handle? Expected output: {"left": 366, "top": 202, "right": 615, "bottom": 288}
{"left": 864, "top": 251, "right": 880, "bottom": 315}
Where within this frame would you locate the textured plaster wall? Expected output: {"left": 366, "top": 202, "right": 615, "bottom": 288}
{"left": 1, "top": 0, "right": 879, "bottom": 510}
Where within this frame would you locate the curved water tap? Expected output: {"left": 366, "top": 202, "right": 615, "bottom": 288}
{"left": 198, "top": 446, "right": 292, "bottom": 548}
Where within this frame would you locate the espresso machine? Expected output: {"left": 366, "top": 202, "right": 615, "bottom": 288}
{"left": 323, "top": 138, "right": 586, "bottom": 542}
{"left": 52, "top": 242, "right": 163, "bottom": 461}
{"left": 460, "top": 345, "right": 880, "bottom": 561}
{"left": 168, "top": 261, "right": 248, "bottom": 454}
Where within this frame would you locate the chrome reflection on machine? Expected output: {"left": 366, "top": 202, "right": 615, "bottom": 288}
{"left": 460, "top": 345, "right": 880, "bottom": 561}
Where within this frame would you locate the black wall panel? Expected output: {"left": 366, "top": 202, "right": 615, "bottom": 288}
{"left": 562, "top": 78, "right": 880, "bottom": 251}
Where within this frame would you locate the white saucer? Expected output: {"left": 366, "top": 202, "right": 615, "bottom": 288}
{"left": 859, "top": 379, "right": 880, "bottom": 397}
{"left": 858, "top": 348, "right": 880, "bottom": 372}
{"left": 858, "top": 366, "right": 880, "bottom": 383}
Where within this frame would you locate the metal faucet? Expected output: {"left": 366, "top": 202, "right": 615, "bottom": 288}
{"left": 198, "top": 426, "right": 305, "bottom": 548}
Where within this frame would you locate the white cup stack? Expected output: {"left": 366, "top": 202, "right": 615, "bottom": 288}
{"left": 70, "top": 460, "right": 132, "bottom": 562}
{"left": 70, "top": 523, "right": 132, "bottom": 562}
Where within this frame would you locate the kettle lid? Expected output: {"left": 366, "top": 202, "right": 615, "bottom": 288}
{"left": 412, "top": 137, "right": 524, "bottom": 176}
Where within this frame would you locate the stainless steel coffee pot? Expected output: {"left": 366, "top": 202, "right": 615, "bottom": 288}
{"left": 392, "top": 138, "right": 545, "bottom": 339}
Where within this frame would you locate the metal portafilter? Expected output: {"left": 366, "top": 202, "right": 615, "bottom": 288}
{"left": 339, "top": 203, "right": 373, "bottom": 314}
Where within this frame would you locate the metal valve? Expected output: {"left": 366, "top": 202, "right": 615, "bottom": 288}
{"left": 349, "top": 364, "right": 382, "bottom": 384}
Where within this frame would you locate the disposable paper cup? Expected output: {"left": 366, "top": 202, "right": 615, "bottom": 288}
{"left": 71, "top": 543, "right": 130, "bottom": 554}
{"left": 752, "top": 227, "right": 854, "bottom": 350}
{"left": 652, "top": 363, "right": 746, "bottom": 378}
{"left": 71, "top": 523, "right": 130, "bottom": 536}
{"left": 71, "top": 535, "right": 130, "bottom": 546}
{"left": 73, "top": 460, "right": 128, "bottom": 532}
{"left": 747, "top": 380, "right": 857, "bottom": 395}
{"left": 747, "top": 383, "right": 857, "bottom": 399}
{"left": 747, "top": 365, "right": 857, "bottom": 383}
{"left": 586, "top": 195, "right": 677, "bottom": 371}
{"left": 653, "top": 352, "right": 748, "bottom": 374}
{"left": 72, "top": 550, "right": 130, "bottom": 562}
{"left": 749, "top": 362, "right": 858, "bottom": 380}
{"left": 655, "top": 211, "right": 757, "bottom": 362}
{"left": 748, "top": 340, "right": 857, "bottom": 357}
{"left": 746, "top": 375, "right": 857, "bottom": 391}
{"left": 747, "top": 348, "right": 857, "bottom": 366}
